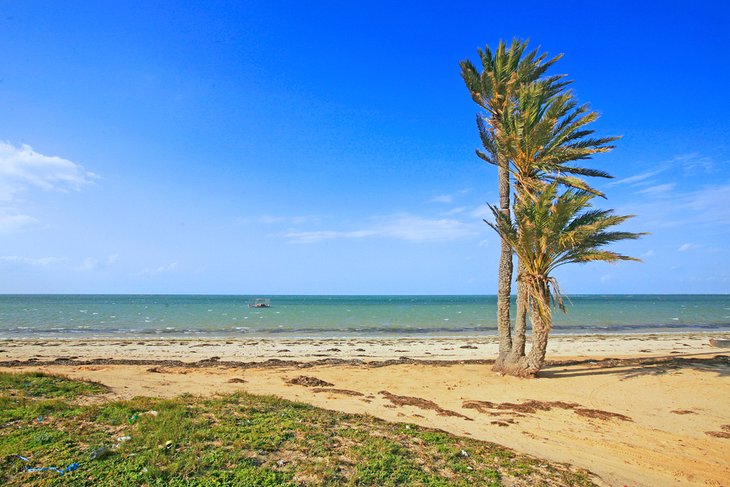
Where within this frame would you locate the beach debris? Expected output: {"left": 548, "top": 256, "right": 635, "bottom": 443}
{"left": 144, "top": 410, "right": 158, "bottom": 417}
{"left": 709, "top": 338, "right": 730, "bottom": 348}
{"left": 460, "top": 449, "right": 469, "bottom": 457}
{"left": 128, "top": 413, "right": 139, "bottom": 424}
{"left": 15, "top": 455, "right": 80, "bottom": 475}
{"left": 379, "top": 391, "right": 472, "bottom": 420}
{"left": 227, "top": 378, "right": 247, "bottom": 383}
{"left": 286, "top": 375, "right": 334, "bottom": 387}
{"left": 90, "top": 447, "right": 111, "bottom": 461}
{"left": 462, "top": 399, "right": 633, "bottom": 422}
{"left": 311, "top": 387, "right": 363, "bottom": 396}
{"left": 112, "top": 436, "right": 132, "bottom": 449}
{"left": 159, "top": 440, "right": 174, "bottom": 450}
{"left": 705, "top": 425, "right": 730, "bottom": 439}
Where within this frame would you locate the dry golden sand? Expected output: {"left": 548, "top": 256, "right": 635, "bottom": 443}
{"left": 2, "top": 333, "right": 729, "bottom": 487}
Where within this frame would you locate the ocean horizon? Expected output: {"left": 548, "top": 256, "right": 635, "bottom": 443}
{"left": 1, "top": 294, "right": 729, "bottom": 339}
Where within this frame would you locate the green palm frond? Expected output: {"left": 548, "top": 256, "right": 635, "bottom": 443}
{"left": 486, "top": 182, "right": 646, "bottom": 325}
{"left": 495, "top": 83, "right": 619, "bottom": 197}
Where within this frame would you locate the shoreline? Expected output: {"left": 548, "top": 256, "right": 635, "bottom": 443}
{"left": 2, "top": 331, "right": 728, "bottom": 364}
{"left": 4, "top": 325, "right": 730, "bottom": 340}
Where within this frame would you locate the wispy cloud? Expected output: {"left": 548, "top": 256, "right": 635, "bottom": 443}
{"left": 609, "top": 169, "right": 665, "bottom": 187}
{"left": 670, "top": 153, "right": 717, "bottom": 173}
{"left": 430, "top": 194, "right": 453, "bottom": 204}
{"left": 621, "top": 183, "right": 730, "bottom": 230}
{"left": 429, "top": 188, "right": 471, "bottom": 204}
{"left": 443, "top": 206, "right": 468, "bottom": 216}
{"left": 0, "top": 255, "right": 67, "bottom": 267}
{"left": 0, "top": 141, "right": 97, "bottom": 201}
{"left": 682, "top": 184, "right": 730, "bottom": 225}
{"left": 636, "top": 183, "right": 676, "bottom": 196}
{"left": 77, "top": 254, "right": 119, "bottom": 271}
{"left": 284, "top": 213, "right": 479, "bottom": 244}
{"left": 238, "top": 215, "right": 319, "bottom": 225}
{"left": 139, "top": 262, "right": 178, "bottom": 276}
{"left": 678, "top": 243, "right": 699, "bottom": 252}
{"left": 0, "top": 213, "right": 38, "bottom": 233}
{"left": 610, "top": 153, "right": 722, "bottom": 194}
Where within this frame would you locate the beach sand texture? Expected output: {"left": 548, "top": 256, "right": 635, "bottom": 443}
{"left": 2, "top": 333, "right": 729, "bottom": 487}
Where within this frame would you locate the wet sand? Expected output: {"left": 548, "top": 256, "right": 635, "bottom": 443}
{"left": 2, "top": 332, "right": 729, "bottom": 487}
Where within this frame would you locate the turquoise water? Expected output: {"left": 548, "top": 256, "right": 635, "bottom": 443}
{"left": 0, "top": 295, "right": 729, "bottom": 338}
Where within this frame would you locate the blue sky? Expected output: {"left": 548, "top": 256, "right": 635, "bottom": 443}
{"left": 0, "top": 1, "right": 728, "bottom": 294}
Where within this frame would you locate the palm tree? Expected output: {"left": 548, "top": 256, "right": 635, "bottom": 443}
{"left": 487, "top": 183, "right": 645, "bottom": 376}
{"left": 478, "top": 82, "right": 620, "bottom": 365}
{"left": 460, "top": 39, "right": 567, "bottom": 369}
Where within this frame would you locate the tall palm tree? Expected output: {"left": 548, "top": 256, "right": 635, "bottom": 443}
{"left": 478, "top": 82, "right": 620, "bottom": 365}
{"left": 487, "top": 183, "right": 645, "bottom": 376}
{"left": 460, "top": 39, "right": 567, "bottom": 369}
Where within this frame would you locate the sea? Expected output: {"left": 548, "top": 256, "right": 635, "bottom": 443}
{"left": 1, "top": 294, "right": 729, "bottom": 339}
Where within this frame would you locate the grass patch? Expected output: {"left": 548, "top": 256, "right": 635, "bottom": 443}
{"left": 0, "top": 371, "right": 596, "bottom": 486}
{"left": 0, "top": 371, "right": 107, "bottom": 399}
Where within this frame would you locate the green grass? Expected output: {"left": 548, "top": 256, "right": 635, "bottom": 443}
{"left": 0, "top": 371, "right": 596, "bottom": 486}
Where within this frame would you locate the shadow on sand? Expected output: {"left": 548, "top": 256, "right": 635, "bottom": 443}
{"left": 539, "top": 353, "right": 730, "bottom": 379}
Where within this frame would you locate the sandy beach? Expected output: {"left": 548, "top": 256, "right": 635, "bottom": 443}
{"left": 2, "top": 332, "right": 729, "bottom": 487}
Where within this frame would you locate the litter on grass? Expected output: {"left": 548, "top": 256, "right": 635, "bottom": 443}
{"left": 15, "top": 455, "right": 79, "bottom": 476}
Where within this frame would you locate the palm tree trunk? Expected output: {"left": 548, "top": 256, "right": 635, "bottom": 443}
{"left": 493, "top": 159, "right": 513, "bottom": 372}
{"left": 500, "top": 283, "right": 550, "bottom": 378}
{"left": 522, "top": 284, "right": 551, "bottom": 376}
{"left": 509, "top": 263, "right": 528, "bottom": 360}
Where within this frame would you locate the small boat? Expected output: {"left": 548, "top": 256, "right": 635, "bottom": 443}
{"left": 248, "top": 298, "right": 271, "bottom": 308}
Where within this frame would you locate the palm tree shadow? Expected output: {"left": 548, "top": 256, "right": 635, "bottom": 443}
{"left": 537, "top": 353, "right": 730, "bottom": 379}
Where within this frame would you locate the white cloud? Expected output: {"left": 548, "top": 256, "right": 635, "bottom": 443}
{"left": 443, "top": 206, "right": 468, "bottom": 216}
{"left": 258, "top": 215, "right": 285, "bottom": 224}
{"left": 139, "top": 262, "right": 178, "bottom": 276}
{"left": 78, "top": 257, "right": 99, "bottom": 271}
{"left": 0, "top": 255, "right": 67, "bottom": 267}
{"left": 469, "top": 205, "right": 493, "bottom": 220}
{"left": 637, "top": 183, "right": 676, "bottom": 196}
{"left": 284, "top": 213, "right": 479, "bottom": 244}
{"left": 619, "top": 183, "right": 730, "bottom": 230}
{"left": 682, "top": 184, "right": 730, "bottom": 225}
{"left": 0, "top": 141, "right": 97, "bottom": 201}
{"left": 430, "top": 194, "right": 453, "bottom": 204}
{"left": 430, "top": 188, "right": 471, "bottom": 204}
{"left": 678, "top": 243, "right": 698, "bottom": 252}
{"left": 239, "top": 215, "right": 320, "bottom": 225}
{"left": 76, "top": 254, "right": 119, "bottom": 272}
{"left": 609, "top": 169, "right": 664, "bottom": 187}
{"left": 0, "top": 213, "right": 38, "bottom": 233}
{"left": 671, "top": 153, "right": 717, "bottom": 173}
